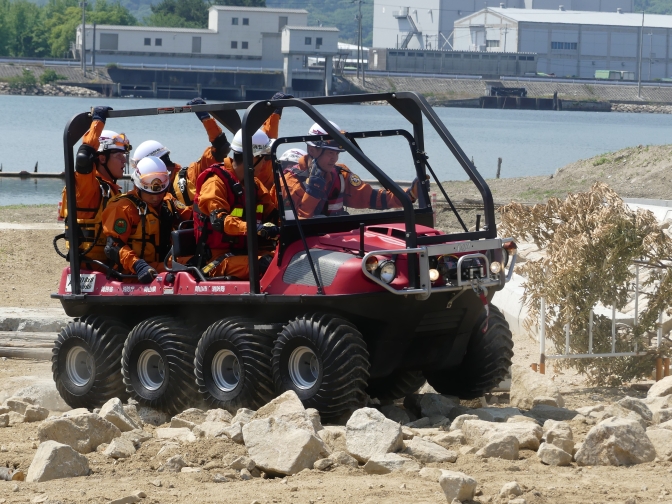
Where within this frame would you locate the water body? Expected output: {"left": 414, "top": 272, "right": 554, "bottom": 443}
{"left": 2, "top": 94, "right": 672, "bottom": 206}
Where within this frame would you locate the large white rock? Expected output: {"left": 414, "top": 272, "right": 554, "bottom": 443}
{"left": 362, "top": 453, "right": 421, "bottom": 474}
{"left": 100, "top": 398, "right": 140, "bottom": 432}
{"left": 103, "top": 437, "right": 136, "bottom": 459}
{"left": 242, "top": 417, "right": 324, "bottom": 476}
{"left": 231, "top": 408, "right": 255, "bottom": 426}
{"left": 155, "top": 428, "right": 197, "bottom": 443}
{"left": 170, "top": 408, "right": 207, "bottom": 429}
{"left": 450, "top": 414, "right": 479, "bottom": 432}
{"left": 418, "top": 394, "right": 459, "bottom": 418}
{"left": 575, "top": 417, "right": 656, "bottom": 466}
{"left": 4, "top": 398, "right": 31, "bottom": 414}
{"left": 658, "top": 419, "right": 672, "bottom": 431}
{"left": 475, "top": 433, "right": 519, "bottom": 460}
{"left": 431, "top": 431, "right": 466, "bottom": 448}
{"left": 462, "top": 419, "right": 543, "bottom": 450}
{"left": 327, "top": 450, "right": 358, "bottom": 468}
{"left": 537, "top": 442, "right": 572, "bottom": 466}
{"left": 26, "top": 441, "right": 89, "bottom": 482}
{"left": 646, "top": 428, "right": 672, "bottom": 461}
{"left": 193, "top": 421, "right": 229, "bottom": 439}
{"left": 345, "top": 408, "right": 403, "bottom": 462}
{"left": 438, "top": 470, "right": 477, "bottom": 502}
{"left": 648, "top": 376, "right": 672, "bottom": 399}
{"left": 500, "top": 481, "right": 523, "bottom": 499}
{"left": 252, "top": 391, "right": 321, "bottom": 434}
{"left": 224, "top": 422, "right": 244, "bottom": 444}
{"left": 136, "top": 406, "right": 169, "bottom": 426}
{"left": 23, "top": 405, "right": 49, "bottom": 423}
{"left": 543, "top": 420, "right": 574, "bottom": 454}
{"left": 37, "top": 413, "right": 121, "bottom": 454}
{"left": 12, "top": 381, "right": 70, "bottom": 411}
{"left": 510, "top": 364, "right": 564, "bottom": 410}
{"left": 205, "top": 409, "right": 233, "bottom": 423}
{"left": 617, "top": 397, "right": 653, "bottom": 423}
{"left": 318, "top": 426, "right": 347, "bottom": 453}
{"left": 653, "top": 409, "right": 672, "bottom": 425}
{"left": 402, "top": 437, "right": 457, "bottom": 463}
{"left": 476, "top": 407, "right": 522, "bottom": 423}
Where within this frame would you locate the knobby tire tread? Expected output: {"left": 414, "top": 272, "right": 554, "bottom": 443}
{"left": 52, "top": 315, "right": 129, "bottom": 409}
{"left": 273, "top": 313, "right": 370, "bottom": 420}
{"left": 425, "top": 305, "right": 513, "bottom": 399}
{"left": 121, "top": 316, "right": 198, "bottom": 415}
{"left": 194, "top": 316, "right": 275, "bottom": 412}
{"left": 366, "top": 370, "right": 427, "bottom": 401}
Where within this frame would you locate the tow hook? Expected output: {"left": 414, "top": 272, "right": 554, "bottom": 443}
{"left": 473, "top": 282, "right": 489, "bottom": 333}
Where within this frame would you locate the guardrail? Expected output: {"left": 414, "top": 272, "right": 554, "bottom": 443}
{"left": 501, "top": 75, "right": 672, "bottom": 88}
{"left": 343, "top": 69, "right": 483, "bottom": 80}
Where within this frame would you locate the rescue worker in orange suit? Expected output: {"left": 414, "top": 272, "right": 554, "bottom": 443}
{"left": 193, "top": 128, "right": 278, "bottom": 280}
{"left": 102, "top": 157, "right": 190, "bottom": 283}
{"left": 283, "top": 122, "right": 422, "bottom": 219}
{"left": 253, "top": 91, "right": 293, "bottom": 192}
{"left": 59, "top": 105, "right": 131, "bottom": 264}
{"left": 171, "top": 97, "right": 231, "bottom": 207}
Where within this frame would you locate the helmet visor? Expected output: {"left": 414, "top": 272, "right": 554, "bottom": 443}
{"left": 102, "top": 133, "right": 132, "bottom": 153}
{"left": 135, "top": 171, "right": 170, "bottom": 193}
{"left": 309, "top": 138, "right": 346, "bottom": 152}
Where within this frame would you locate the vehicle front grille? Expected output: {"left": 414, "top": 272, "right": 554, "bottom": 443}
{"left": 414, "top": 308, "right": 465, "bottom": 336}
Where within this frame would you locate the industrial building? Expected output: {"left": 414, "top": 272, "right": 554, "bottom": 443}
{"left": 453, "top": 8, "right": 672, "bottom": 79}
{"left": 372, "top": 0, "right": 633, "bottom": 50}
{"left": 368, "top": 48, "right": 537, "bottom": 77}
{"left": 75, "top": 5, "right": 340, "bottom": 96}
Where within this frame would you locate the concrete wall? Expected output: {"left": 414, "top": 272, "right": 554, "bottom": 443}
{"left": 281, "top": 27, "right": 339, "bottom": 55}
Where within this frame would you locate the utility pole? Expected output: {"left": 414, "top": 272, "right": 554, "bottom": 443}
{"left": 648, "top": 31, "right": 653, "bottom": 80}
{"left": 92, "top": 23, "right": 96, "bottom": 72}
{"left": 353, "top": 0, "right": 363, "bottom": 82}
{"left": 637, "top": 11, "right": 644, "bottom": 98}
{"left": 80, "top": 1, "right": 88, "bottom": 76}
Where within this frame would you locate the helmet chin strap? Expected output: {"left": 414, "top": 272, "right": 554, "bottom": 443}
{"left": 98, "top": 153, "right": 118, "bottom": 184}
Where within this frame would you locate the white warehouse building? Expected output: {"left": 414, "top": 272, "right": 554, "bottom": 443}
{"left": 372, "top": 0, "right": 633, "bottom": 51}
{"left": 453, "top": 8, "right": 672, "bottom": 79}
{"left": 76, "top": 5, "right": 312, "bottom": 68}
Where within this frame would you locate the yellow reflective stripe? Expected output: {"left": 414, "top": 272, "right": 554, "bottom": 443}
{"left": 231, "top": 208, "right": 244, "bottom": 217}
{"left": 256, "top": 204, "right": 263, "bottom": 213}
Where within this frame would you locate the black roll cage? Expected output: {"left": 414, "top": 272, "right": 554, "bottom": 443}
{"left": 62, "top": 92, "right": 495, "bottom": 296}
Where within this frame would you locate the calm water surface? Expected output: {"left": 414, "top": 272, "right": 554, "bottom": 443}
{"left": 1, "top": 94, "right": 671, "bottom": 205}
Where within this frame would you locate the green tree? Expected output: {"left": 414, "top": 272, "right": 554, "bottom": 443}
{"left": 146, "top": 0, "right": 265, "bottom": 28}
{"left": 6, "top": 0, "right": 49, "bottom": 57}
{"left": 0, "top": 0, "right": 10, "bottom": 56}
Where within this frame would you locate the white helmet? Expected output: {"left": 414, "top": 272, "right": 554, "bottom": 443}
{"left": 231, "top": 129, "right": 270, "bottom": 157}
{"left": 131, "top": 140, "right": 170, "bottom": 169}
{"left": 306, "top": 121, "right": 345, "bottom": 152}
{"left": 131, "top": 156, "right": 170, "bottom": 194}
{"left": 279, "top": 148, "right": 307, "bottom": 167}
{"left": 98, "top": 130, "right": 131, "bottom": 153}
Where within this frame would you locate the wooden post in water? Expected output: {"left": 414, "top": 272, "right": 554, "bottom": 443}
{"left": 664, "top": 357, "right": 670, "bottom": 377}
{"left": 656, "top": 357, "right": 663, "bottom": 381}
{"left": 496, "top": 158, "right": 502, "bottom": 179}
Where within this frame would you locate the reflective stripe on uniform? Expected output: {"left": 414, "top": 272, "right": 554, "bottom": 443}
{"left": 256, "top": 204, "right": 263, "bottom": 213}
{"left": 231, "top": 208, "right": 244, "bottom": 217}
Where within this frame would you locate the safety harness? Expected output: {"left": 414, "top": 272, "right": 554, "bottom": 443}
{"left": 286, "top": 164, "right": 347, "bottom": 216}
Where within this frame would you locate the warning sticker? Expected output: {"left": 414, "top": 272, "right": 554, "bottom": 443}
{"left": 65, "top": 274, "right": 96, "bottom": 293}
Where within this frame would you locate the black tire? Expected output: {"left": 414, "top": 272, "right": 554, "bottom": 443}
{"left": 424, "top": 304, "right": 513, "bottom": 399}
{"left": 194, "top": 317, "right": 275, "bottom": 413}
{"left": 366, "top": 370, "right": 426, "bottom": 401}
{"left": 52, "top": 315, "right": 129, "bottom": 410}
{"left": 272, "top": 313, "right": 370, "bottom": 419}
{"left": 122, "top": 316, "right": 198, "bottom": 415}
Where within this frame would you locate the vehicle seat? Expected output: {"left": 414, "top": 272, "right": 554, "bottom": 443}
{"left": 171, "top": 220, "right": 195, "bottom": 258}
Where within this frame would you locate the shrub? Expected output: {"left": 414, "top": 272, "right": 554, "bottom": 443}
{"left": 499, "top": 183, "right": 672, "bottom": 385}
{"left": 7, "top": 69, "right": 37, "bottom": 89}
{"left": 39, "top": 69, "right": 66, "bottom": 85}
{"left": 593, "top": 156, "right": 608, "bottom": 166}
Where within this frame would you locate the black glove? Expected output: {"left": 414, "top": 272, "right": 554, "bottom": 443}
{"left": 134, "top": 259, "right": 157, "bottom": 284}
{"left": 210, "top": 210, "right": 224, "bottom": 232}
{"left": 257, "top": 222, "right": 280, "bottom": 239}
{"left": 271, "top": 92, "right": 294, "bottom": 116}
{"left": 211, "top": 132, "right": 230, "bottom": 163}
{"left": 91, "top": 106, "right": 112, "bottom": 123}
{"left": 304, "top": 162, "right": 327, "bottom": 200}
{"left": 187, "top": 97, "right": 210, "bottom": 121}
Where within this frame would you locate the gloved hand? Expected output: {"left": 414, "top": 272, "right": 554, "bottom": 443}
{"left": 91, "top": 106, "right": 113, "bottom": 123}
{"left": 187, "top": 97, "right": 210, "bottom": 121}
{"left": 271, "top": 92, "right": 294, "bottom": 116}
{"left": 134, "top": 259, "right": 157, "bottom": 284}
{"left": 211, "top": 132, "right": 230, "bottom": 163}
{"left": 304, "top": 162, "right": 327, "bottom": 200}
{"left": 257, "top": 222, "right": 280, "bottom": 239}
{"left": 407, "top": 175, "right": 429, "bottom": 202}
{"left": 209, "top": 210, "right": 224, "bottom": 232}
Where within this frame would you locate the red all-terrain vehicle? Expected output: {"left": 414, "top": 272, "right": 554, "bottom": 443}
{"left": 53, "top": 92, "right": 516, "bottom": 419}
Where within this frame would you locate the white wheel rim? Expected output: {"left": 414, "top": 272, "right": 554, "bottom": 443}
{"left": 66, "top": 346, "right": 93, "bottom": 387}
{"left": 137, "top": 349, "right": 165, "bottom": 391}
{"left": 288, "top": 346, "right": 319, "bottom": 390}
{"left": 211, "top": 349, "right": 241, "bottom": 392}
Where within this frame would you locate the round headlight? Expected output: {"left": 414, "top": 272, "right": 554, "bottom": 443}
{"left": 365, "top": 256, "right": 379, "bottom": 272}
{"left": 429, "top": 269, "right": 440, "bottom": 282}
{"left": 490, "top": 261, "right": 502, "bottom": 274}
{"left": 377, "top": 260, "right": 396, "bottom": 284}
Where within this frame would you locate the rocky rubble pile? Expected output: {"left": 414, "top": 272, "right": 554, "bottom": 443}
{"left": 3, "top": 372, "right": 672, "bottom": 502}
{"left": 611, "top": 103, "right": 672, "bottom": 114}
{"left": 0, "top": 82, "right": 100, "bottom": 97}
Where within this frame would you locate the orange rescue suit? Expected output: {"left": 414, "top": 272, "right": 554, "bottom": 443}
{"left": 102, "top": 189, "right": 190, "bottom": 273}
{"left": 59, "top": 119, "right": 121, "bottom": 263}
{"left": 283, "top": 154, "right": 406, "bottom": 219}
{"left": 195, "top": 159, "right": 276, "bottom": 279}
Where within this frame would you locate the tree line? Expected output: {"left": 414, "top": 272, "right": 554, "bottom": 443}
{"left": 0, "top": 0, "right": 265, "bottom": 58}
